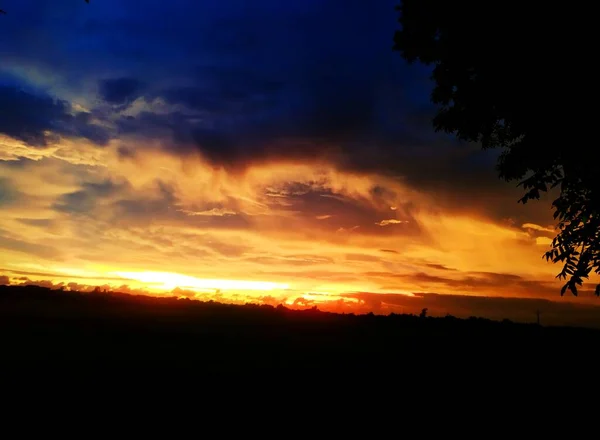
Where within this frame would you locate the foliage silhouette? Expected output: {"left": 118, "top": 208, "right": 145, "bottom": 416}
{"left": 393, "top": 1, "right": 599, "bottom": 296}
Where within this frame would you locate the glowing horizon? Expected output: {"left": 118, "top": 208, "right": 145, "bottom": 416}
{"left": 2, "top": 150, "right": 599, "bottom": 309}
{"left": 112, "top": 270, "right": 290, "bottom": 292}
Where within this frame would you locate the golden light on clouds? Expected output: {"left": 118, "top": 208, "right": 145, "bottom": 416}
{"left": 1, "top": 135, "right": 599, "bottom": 323}
{"left": 113, "top": 271, "right": 289, "bottom": 292}
{"left": 375, "top": 219, "right": 408, "bottom": 226}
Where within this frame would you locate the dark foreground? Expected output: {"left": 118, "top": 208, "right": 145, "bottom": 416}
{"left": 1, "top": 285, "right": 597, "bottom": 373}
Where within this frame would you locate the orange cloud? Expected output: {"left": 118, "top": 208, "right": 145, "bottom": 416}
{"left": 375, "top": 219, "right": 408, "bottom": 226}
{"left": 1, "top": 135, "right": 598, "bottom": 327}
{"left": 522, "top": 223, "right": 555, "bottom": 233}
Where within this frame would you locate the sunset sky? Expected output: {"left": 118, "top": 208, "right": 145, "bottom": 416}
{"left": 1, "top": 0, "right": 599, "bottom": 327}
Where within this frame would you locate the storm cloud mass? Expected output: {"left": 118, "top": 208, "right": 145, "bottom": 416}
{"left": 1, "top": 0, "right": 454, "bottom": 170}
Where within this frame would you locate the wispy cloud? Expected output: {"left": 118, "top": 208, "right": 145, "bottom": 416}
{"left": 375, "top": 219, "right": 408, "bottom": 226}
{"left": 178, "top": 208, "right": 237, "bottom": 217}
{"left": 522, "top": 223, "right": 555, "bottom": 233}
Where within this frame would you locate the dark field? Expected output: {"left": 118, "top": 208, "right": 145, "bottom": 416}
{"left": 1, "top": 285, "right": 596, "bottom": 373}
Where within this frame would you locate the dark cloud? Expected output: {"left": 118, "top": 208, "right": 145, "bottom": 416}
{"left": 364, "top": 270, "right": 570, "bottom": 298}
{"left": 115, "top": 111, "right": 202, "bottom": 152}
{"left": 19, "top": 0, "right": 453, "bottom": 174}
{"left": 0, "top": 84, "right": 111, "bottom": 146}
{"left": 261, "top": 270, "right": 360, "bottom": 284}
{"left": 187, "top": 128, "right": 237, "bottom": 162}
{"left": 199, "top": 240, "right": 250, "bottom": 258}
{"left": 346, "top": 291, "right": 600, "bottom": 328}
{"left": 345, "top": 254, "right": 382, "bottom": 263}
{"left": 158, "top": 66, "right": 285, "bottom": 114}
{"left": 121, "top": 74, "right": 452, "bottom": 173}
{"left": 0, "top": 178, "right": 20, "bottom": 207}
{"left": 111, "top": 180, "right": 176, "bottom": 219}
{"left": 425, "top": 263, "right": 457, "bottom": 272}
{"left": 2, "top": 1, "right": 462, "bottom": 174}
{"left": 260, "top": 181, "right": 424, "bottom": 237}
{"left": 117, "top": 145, "right": 136, "bottom": 159}
{"left": 53, "top": 178, "right": 128, "bottom": 214}
{"left": 0, "top": 234, "right": 60, "bottom": 259}
{"left": 0, "top": 268, "right": 127, "bottom": 282}
{"left": 98, "top": 77, "right": 145, "bottom": 107}
{"left": 17, "top": 218, "right": 55, "bottom": 228}
{"left": 246, "top": 254, "right": 334, "bottom": 266}
{"left": 48, "top": 175, "right": 253, "bottom": 230}
{"left": 161, "top": 86, "right": 229, "bottom": 113}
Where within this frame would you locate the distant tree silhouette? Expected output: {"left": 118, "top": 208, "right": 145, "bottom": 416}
{"left": 6, "top": 283, "right": 600, "bottom": 370}
{"left": 394, "top": 1, "right": 599, "bottom": 296}
{"left": 420, "top": 308, "right": 428, "bottom": 318}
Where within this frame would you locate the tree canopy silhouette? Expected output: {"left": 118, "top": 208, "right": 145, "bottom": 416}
{"left": 393, "top": 1, "right": 599, "bottom": 296}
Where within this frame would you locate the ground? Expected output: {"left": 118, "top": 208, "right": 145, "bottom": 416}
{"left": 0, "top": 285, "right": 595, "bottom": 374}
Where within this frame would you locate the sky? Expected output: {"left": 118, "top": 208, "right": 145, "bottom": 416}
{"left": 1, "top": 0, "right": 599, "bottom": 327}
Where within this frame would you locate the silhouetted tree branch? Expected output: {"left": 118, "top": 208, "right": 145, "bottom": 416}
{"left": 394, "top": 1, "right": 599, "bottom": 296}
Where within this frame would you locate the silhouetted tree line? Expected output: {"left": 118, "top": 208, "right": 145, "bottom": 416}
{"left": 1, "top": 285, "right": 597, "bottom": 370}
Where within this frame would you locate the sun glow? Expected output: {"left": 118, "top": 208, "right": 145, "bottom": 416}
{"left": 112, "top": 271, "right": 290, "bottom": 292}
